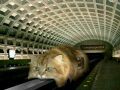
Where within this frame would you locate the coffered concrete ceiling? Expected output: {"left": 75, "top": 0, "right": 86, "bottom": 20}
{"left": 0, "top": 0, "right": 120, "bottom": 51}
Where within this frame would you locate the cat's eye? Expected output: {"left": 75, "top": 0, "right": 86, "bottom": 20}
{"left": 77, "top": 57, "right": 81, "bottom": 61}
{"left": 34, "top": 67, "right": 39, "bottom": 71}
{"left": 46, "top": 67, "right": 54, "bottom": 72}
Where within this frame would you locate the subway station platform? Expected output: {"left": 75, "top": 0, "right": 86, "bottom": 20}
{"left": 77, "top": 59, "right": 120, "bottom": 90}
{"left": 1, "top": 58, "right": 120, "bottom": 90}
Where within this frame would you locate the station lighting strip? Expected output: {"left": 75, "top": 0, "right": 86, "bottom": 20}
{"left": 0, "top": 0, "right": 120, "bottom": 53}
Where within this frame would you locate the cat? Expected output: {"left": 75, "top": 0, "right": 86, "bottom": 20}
{"left": 28, "top": 45, "right": 89, "bottom": 87}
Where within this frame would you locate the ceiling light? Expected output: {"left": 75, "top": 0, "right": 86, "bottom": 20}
{"left": 20, "top": 8, "right": 24, "bottom": 11}
{"left": 36, "top": 9, "right": 40, "bottom": 11}
{"left": 28, "top": 13, "right": 32, "bottom": 15}
{"left": 22, "top": 25, "right": 26, "bottom": 29}
{"left": 4, "top": 19, "right": 10, "bottom": 24}
{"left": 45, "top": 7, "right": 48, "bottom": 9}
{"left": 34, "top": 17, "right": 38, "bottom": 19}
{"left": 28, "top": 28, "right": 32, "bottom": 31}
{"left": 21, "top": 17, "right": 25, "bottom": 20}
{"left": 38, "top": 1, "right": 42, "bottom": 3}
{"left": 1, "top": 7, "right": 7, "bottom": 12}
{"left": 9, "top": 2, "right": 15, "bottom": 5}
{"left": 12, "top": 13, "right": 17, "bottom": 16}
{"left": 29, "top": 4, "right": 33, "bottom": 7}
{"left": 14, "top": 23, "right": 19, "bottom": 27}
{"left": 53, "top": 5, "right": 56, "bottom": 7}
{"left": 28, "top": 21, "right": 32, "bottom": 23}
{"left": 34, "top": 23, "right": 38, "bottom": 26}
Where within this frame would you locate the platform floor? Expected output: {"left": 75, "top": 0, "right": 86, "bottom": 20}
{"left": 91, "top": 59, "right": 120, "bottom": 90}
{"left": 77, "top": 59, "right": 120, "bottom": 90}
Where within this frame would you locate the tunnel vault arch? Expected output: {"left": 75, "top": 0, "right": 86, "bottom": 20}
{"left": 75, "top": 39, "right": 113, "bottom": 46}
{"left": 0, "top": 0, "right": 120, "bottom": 56}
{"left": 75, "top": 39, "right": 113, "bottom": 59}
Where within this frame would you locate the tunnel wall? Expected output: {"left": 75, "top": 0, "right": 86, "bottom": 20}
{"left": 74, "top": 39, "right": 113, "bottom": 60}
{"left": 104, "top": 43, "right": 113, "bottom": 60}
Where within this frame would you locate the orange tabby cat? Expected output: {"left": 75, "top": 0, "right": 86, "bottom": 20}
{"left": 28, "top": 45, "right": 89, "bottom": 87}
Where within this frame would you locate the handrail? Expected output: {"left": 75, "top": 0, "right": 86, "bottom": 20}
{"left": 5, "top": 79, "right": 56, "bottom": 90}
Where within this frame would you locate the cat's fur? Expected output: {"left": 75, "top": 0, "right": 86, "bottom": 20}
{"left": 28, "top": 46, "right": 89, "bottom": 87}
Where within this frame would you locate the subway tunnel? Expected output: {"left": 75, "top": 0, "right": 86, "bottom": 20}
{"left": 0, "top": 0, "right": 120, "bottom": 90}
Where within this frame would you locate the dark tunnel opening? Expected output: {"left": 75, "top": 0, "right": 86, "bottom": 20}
{"left": 86, "top": 53, "right": 105, "bottom": 61}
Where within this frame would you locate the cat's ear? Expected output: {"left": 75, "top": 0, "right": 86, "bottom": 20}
{"left": 54, "top": 55, "right": 63, "bottom": 62}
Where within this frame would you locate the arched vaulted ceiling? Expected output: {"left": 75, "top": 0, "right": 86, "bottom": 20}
{"left": 0, "top": 0, "right": 120, "bottom": 51}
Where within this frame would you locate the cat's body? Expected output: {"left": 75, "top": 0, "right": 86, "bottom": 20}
{"left": 28, "top": 46, "right": 89, "bottom": 87}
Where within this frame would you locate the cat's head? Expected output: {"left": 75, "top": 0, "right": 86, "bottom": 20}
{"left": 39, "top": 54, "right": 64, "bottom": 77}
{"left": 30, "top": 54, "right": 69, "bottom": 87}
